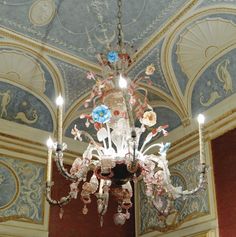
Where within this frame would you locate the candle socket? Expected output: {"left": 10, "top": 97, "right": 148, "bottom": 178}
{"left": 56, "top": 143, "right": 62, "bottom": 152}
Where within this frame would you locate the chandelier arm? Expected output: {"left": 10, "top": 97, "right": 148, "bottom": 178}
{"left": 149, "top": 155, "right": 207, "bottom": 197}
{"left": 174, "top": 165, "right": 207, "bottom": 197}
{"left": 78, "top": 131, "right": 104, "bottom": 157}
{"left": 140, "top": 133, "right": 163, "bottom": 154}
{"left": 142, "top": 143, "right": 162, "bottom": 155}
{"left": 55, "top": 150, "right": 78, "bottom": 181}
{"left": 46, "top": 181, "right": 72, "bottom": 206}
{"left": 88, "top": 146, "right": 104, "bottom": 160}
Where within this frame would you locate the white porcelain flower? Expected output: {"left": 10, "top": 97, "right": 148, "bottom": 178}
{"left": 141, "top": 111, "right": 157, "bottom": 127}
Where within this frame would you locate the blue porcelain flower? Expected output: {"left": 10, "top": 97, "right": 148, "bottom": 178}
{"left": 159, "top": 142, "right": 171, "bottom": 155}
{"left": 107, "top": 51, "right": 119, "bottom": 63}
{"left": 92, "top": 105, "right": 111, "bottom": 124}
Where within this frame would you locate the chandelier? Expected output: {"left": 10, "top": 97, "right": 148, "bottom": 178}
{"left": 45, "top": 0, "right": 207, "bottom": 228}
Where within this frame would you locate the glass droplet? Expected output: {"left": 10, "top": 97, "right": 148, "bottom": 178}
{"left": 82, "top": 205, "right": 88, "bottom": 215}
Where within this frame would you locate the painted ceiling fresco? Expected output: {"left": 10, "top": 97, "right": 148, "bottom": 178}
{"left": 0, "top": 0, "right": 236, "bottom": 136}
{"left": 0, "top": 0, "right": 190, "bottom": 62}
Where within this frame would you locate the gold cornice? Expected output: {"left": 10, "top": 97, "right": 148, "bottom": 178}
{"left": 0, "top": 131, "right": 81, "bottom": 160}
{"left": 0, "top": 143, "right": 46, "bottom": 160}
{"left": 0, "top": 27, "right": 101, "bottom": 74}
{"left": 0, "top": 132, "right": 43, "bottom": 149}
{"left": 0, "top": 152, "right": 44, "bottom": 166}
{"left": 184, "top": 231, "right": 209, "bottom": 237}
{"left": 167, "top": 108, "right": 236, "bottom": 160}
{"left": 0, "top": 215, "right": 25, "bottom": 223}
{"left": 207, "top": 108, "right": 236, "bottom": 140}
{"left": 129, "top": 0, "right": 199, "bottom": 69}
{"left": 0, "top": 142, "right": 81, "bottom": 162}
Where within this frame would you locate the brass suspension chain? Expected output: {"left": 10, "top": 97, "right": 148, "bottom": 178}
{"left": 117, "top": 0, "right": 123, "bottom": 50}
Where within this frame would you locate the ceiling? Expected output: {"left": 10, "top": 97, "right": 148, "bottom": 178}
{"left": 0, "top": 0, "right": 236, "bottom": 137}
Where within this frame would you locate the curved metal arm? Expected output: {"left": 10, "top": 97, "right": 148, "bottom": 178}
{"left": 55, "top": 148, "right": 78, "bottom": 182}
{"left": 80, "top": 131, "right": 104, "bottom": 156}
{"left": 146, "top": 154, "right": 208, "bottom": 199}
{"left": 46, "top": 181, "right": 72, "bottom": 206}
{"left": 180, "top": 164, "right": 208, "bottom": 196}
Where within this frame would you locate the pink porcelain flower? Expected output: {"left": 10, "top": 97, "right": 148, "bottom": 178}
{"left": 145, "top": 64, "right": 155, "bottom": 75}
{"left": 141, "top": 111, "right": 157, "bottom": 127}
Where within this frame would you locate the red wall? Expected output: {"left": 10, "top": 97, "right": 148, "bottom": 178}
{"left": 49, "top": 163, "right": 135, "bottom": 237}
{"left": 211, "top": 128, "right": 236, "bottom": 237}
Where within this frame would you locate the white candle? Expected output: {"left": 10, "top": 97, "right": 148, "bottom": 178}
{"left": 56, "top": 95, "right": 64, "bottom": 145}
{"left": 46, "top": 137, "right": 54, "bottom": 182}
{"left": 197, "top": 114, "right": 205, "bottom": 164}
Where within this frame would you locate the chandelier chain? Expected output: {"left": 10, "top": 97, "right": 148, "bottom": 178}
{"left": 117, "top": 0, "right": 123, "bottom": 49}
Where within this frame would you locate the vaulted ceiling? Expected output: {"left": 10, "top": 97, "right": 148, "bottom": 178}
{"left": 0, "top": 0, "right": 235, "bottom": 137}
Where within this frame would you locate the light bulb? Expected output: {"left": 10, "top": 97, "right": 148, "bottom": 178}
{"left": 47, "top": 137, "right": 54, "bottom": 149}
{"left": 197, "top": 114, "right": 205, "bottom": 124}
{"left": 56, "top": 95, "right": 64, "bottom": 106}
{"left": 118, "top": 75, "right": 127, "bottom": 89}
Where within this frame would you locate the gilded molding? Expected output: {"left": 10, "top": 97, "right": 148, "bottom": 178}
{"left": 166, "top": 108, "right": 236, "bottom": 161}
{"left": 0, "top": 131, "right": 82, "bottom": 161}
{"left": 0, "top": 215, "right": 24, "bottom": 222}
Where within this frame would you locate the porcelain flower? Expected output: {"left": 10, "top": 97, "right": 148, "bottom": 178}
{"left": 159, "top": 142, "right": 171, "bottom": 155}
{"left": 141, "top": 110, "right": 157, "bottom": 127}
{"left": 86, "top": 72, "right": 96, "bottom": 80}
{"left": 145, "top": 64, "right": 155, "bottom": 75}
{"left": 107, "top": 51, "right": 119, "bottom": 63}
{"left": 92, "top": 105, "right": 111, "bottom": 124}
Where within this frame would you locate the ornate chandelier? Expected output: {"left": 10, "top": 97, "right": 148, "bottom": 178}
{"left": 45, "top": 0, "right": 207, "bottom": 228}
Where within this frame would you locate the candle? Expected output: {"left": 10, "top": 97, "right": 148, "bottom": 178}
{"left": 46, "top": 137, "right": 54, "bottom": 182}
{"left": 56, "top": 95, "right": 64, "bottom": 145}
{"left": 197, "top": 114, "right": 205, "bottom": 164}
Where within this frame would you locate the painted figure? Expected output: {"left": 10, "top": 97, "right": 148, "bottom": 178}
{"left": 0, "top": 90, "right": 11, "bottom": 118}
{"left": 216, "top": 59, "right": 233, "bottom": 94}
